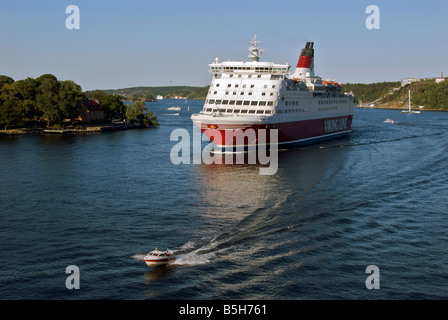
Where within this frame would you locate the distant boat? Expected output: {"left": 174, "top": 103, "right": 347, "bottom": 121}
{"left": 187, "top": 106, "right": 191, "bottom": 112}
{"left": 401, "top": 89, "right": 420, "bottom": 114}
{"left": 384, "top": 118, "right": 397, "bottom": 124}
{"left": 168, "top": 106, "right": 181, "bottom": 111}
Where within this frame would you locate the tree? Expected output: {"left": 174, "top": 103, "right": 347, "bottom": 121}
{"left": 125, "top": 101, "right": 159, "bottom": 127}
{"left": 58, "top": 80, "right": 85, "bottom": 122}
{"left": 36, "top": 74, "right": 61, "bottom": 125}
{"left": 0, "top": 83, "right": 22, "bottom": 129}
{"left": 85, "top": 90, "right": 126, "bottom": 120}
{"left": 0, "top": 75, "right": 14, "bottom": 91}
{"left": 14, "top": 78, "right": 39, "bottom": 120}
{"left": 101, "top": 94, "right": 126, "bottom": 120}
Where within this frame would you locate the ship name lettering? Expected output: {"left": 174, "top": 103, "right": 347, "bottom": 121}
{"left": 325, "top": 118, "right": 347, "bottom": 133}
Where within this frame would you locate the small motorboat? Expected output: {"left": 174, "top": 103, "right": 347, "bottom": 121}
{"left": 144, "top": 248, "right": 176, "bottom": 266}
{"left": 384, "top": 118, "right": 397, "bottom": 124}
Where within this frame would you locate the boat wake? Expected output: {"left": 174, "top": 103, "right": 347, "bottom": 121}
{"left": 133, "top": 241, "right": 233, "bottom": 267}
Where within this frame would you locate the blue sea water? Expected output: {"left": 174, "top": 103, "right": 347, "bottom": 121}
{"left": 1, "top": 100, "right": 447, "bottom": 300}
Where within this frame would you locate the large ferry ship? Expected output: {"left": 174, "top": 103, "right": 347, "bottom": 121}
{"left": 191, "top": 34, "right": 354, "bottom": 151}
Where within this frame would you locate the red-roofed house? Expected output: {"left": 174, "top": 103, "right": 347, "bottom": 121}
{"left": 78, "top": 100, "right": 104, "bottom": 122}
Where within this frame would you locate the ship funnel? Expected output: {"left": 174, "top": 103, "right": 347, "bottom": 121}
{"left": 293, "top": 41, "right": 315, "bottom": 79}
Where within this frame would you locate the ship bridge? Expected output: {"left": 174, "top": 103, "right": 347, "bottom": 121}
{"left": 209, "top": 60, "right": 290, "bottom": 76}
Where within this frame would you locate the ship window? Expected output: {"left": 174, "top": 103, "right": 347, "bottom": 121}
{"left": 270, "top": 93, "right": 274, "bottom": 96}
{"left": 228, "top": 100, "right": 235, "bottom": 105}
{"left": 236, "top": 101, "right": 243, "bottom": 105}
{"left": 234, "top": 109, "right": 240, "bottom": 113}
{"left": 215, "top": 100, "right": 222, "bottom": 104}
{"left": 225, "top": 91, "right": 229, "bottom": 95}
{"left": 272, "top": 85, "right": 276, "bottom": 88}
{"left": 248, "top": 92, "right": 252, "bottom": 95}
{"left": 216, "top": 84, "right": 220, "bottom": 87}
{"left": 222, "top": 100, "right": 228, "bottom": 105}
{"left": 248, "top": 110, "right": 256, "bottom": 114}
{"left": 214, "top": 91, "right": 217, "bottom": 94}
{"left": 251, "top": 101, "right": 258, "bottom": 106}
{"left": 235, "top": 84, "right": 239, "bottom": 87}
{"left": 242, "top": 84, "right": 247, "bottom": 88}
{"left": 243, "top": 101, "right": 250, "bottom": 105}
{"left": 262, "top": 92, "right": 266, "bottom": 96}
{"left": 256, "top": 110, "right": 263, "bottom": 114}
{"left": 267, "top": 101, "right": 274, "bottom": 106}
{"left": 265, "top": 110, "right": 272, "bottom": 114}
{"left": 227, "top": 84, "right": 231, "bottom": 87}
{"left": 233, "top": 92, "right": 237, "bottom": 95}
{"left": 250, "top": 84, "right": 255, "bottom": 88}
{"left": 241, "top": 110, "right": 248, "bottom": 113}
{"left": 259, "top": 101, "right": 266, "bottom": 106}
{"left": 209, "top": 99, "right": 215, "bottom": 104}
{"left": 241, "top": 92, "right": 245, "bottom": 95}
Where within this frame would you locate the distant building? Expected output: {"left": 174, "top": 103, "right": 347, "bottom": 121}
{"left": 402, "top": 73, "right": 445, "bottom": 86}
{"left": 78, "top": 99, "right": 104, "bottom": 122}
{"left": 401, "top": 78, "right": 420, "bottom": 87}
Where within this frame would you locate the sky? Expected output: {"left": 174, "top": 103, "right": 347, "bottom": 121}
{"left": 0, "top": 0, "right": 447, "bottom": 91}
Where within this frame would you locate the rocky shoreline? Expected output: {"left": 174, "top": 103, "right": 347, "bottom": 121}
{"left": 0, "top": 122, "right": 144, "bottom": 136}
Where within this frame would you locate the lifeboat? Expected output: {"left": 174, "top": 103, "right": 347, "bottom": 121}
{"left": 144, "top": 248, "right": 176, "bottom": 266}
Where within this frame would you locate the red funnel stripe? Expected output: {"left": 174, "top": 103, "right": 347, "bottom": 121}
{"left": 297, "top": 56, "right": 312, "bottom": 68}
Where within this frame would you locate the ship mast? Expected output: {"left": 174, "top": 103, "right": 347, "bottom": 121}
{"left": 248, "top": 34, "right": 263, "bottom": 62}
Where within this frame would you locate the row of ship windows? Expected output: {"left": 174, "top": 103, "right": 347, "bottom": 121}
{"left": 214, "top": 74, "right": 284, "bottom": 80}
{"left": 215, "top": 83, "right": 277, "bottom": 89}
{"left": 277, "top": 108, "right": 308, "bottom": 114}
{"left": 318, "top": 99, "right": 348, "bottom": 104}
{"left": 210, "top": 66, "right": 288, "bottom": 72}
{"left": 318, "top": 106, "right": 338, "bottom": 111}
{"left": 210, "top": 91, "right": 276, "bottom": 96}
{"left": 207, "top": 99, "right": 275, "bottom": 106}
{"left": 204, "top": 108, "right": 273, "bottom": 115}
{"left": 202, "top": 107, "right": 338, "bottom": 116}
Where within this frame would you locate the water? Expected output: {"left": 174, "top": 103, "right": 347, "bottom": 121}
{"left": 1, "top": 100, "right": 447, "bottom": 300}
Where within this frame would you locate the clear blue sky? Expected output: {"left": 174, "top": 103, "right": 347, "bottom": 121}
{"left": 1, "top": 0, "right": 447, "bottom": 91}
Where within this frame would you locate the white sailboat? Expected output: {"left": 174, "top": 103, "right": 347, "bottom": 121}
{"left": 401, "top": 89, "right": 420, "bottom": 114}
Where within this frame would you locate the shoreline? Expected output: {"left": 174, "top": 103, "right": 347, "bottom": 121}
{"left": 0, "top": 122, "right": 150, "bottom": 136}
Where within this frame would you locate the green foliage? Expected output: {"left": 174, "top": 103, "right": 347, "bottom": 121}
{"left": 342, "top": 82, "right": 401, "bottom": 104}
{"left": 0, "top": 73, "right": 87, "bottom": 128}
{"left": 86, "top": 89, "right": 126, "bottom": 120}
{"left": 409, "top": 81, "right": 448, "bottom": 110}
{"left": 378, "top": 80, "right": 448, "bottom": 110}
{"left": 126, "top": 101, "right": 159, "bottom": 127}
{"left": 0, "top": 83, "right": 22, "bottom": 130}
{"left": 96, "top": 86, "right": 210, "bottom": 101}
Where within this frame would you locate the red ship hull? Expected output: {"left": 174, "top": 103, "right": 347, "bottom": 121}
{"left": 196, "top": 115, "right": 353, "bottom": 150}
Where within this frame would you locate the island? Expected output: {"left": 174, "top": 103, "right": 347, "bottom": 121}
{"left": 0, "top": 74, "right": 159, "bottom": 135}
